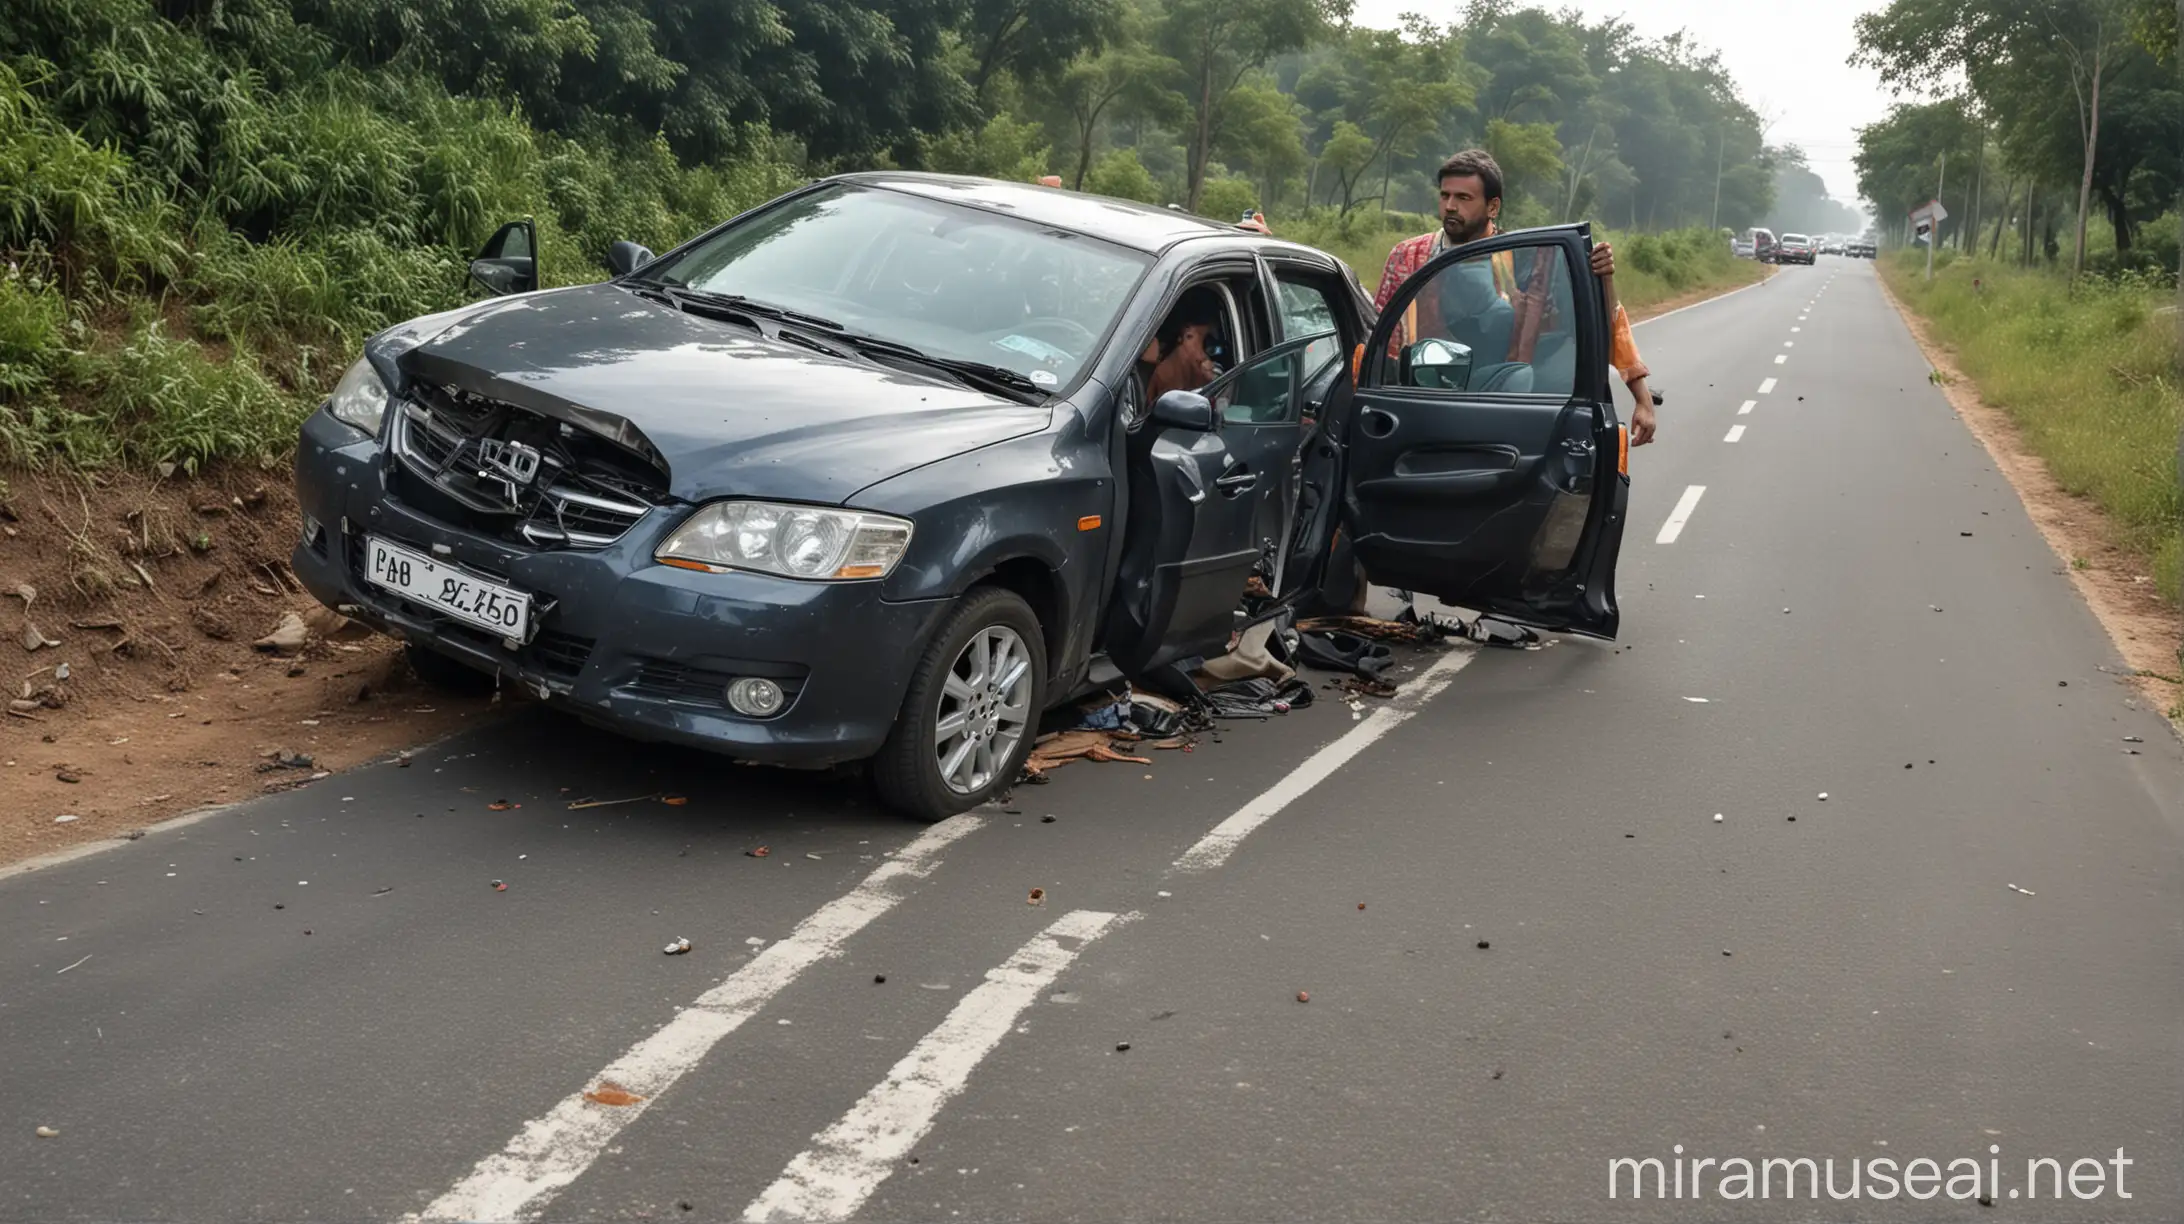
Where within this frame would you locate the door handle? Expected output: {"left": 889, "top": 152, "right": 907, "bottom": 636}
{"left": 1359, "top": 408, "right": 1398, "bottom": 439}
{"left": 1215, "top": 468, "right": 1258, "bottom": 495}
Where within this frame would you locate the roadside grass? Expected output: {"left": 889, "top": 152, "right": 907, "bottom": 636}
{"left": 1274, "top": 209, "right": 1764, "bottom": 314}
{"left": 1881, "top": 252, "right": 2182, "bottom": 605}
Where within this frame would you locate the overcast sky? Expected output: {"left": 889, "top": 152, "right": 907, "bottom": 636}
{"left": 1349, "top": 0, "right": 1898, "bottom": 219}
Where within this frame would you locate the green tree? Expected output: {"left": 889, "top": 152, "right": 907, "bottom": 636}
{"left": 1159, "top": 0, "right": 1346, "bottom": 209}
{"left": 1854, "top": 0, "right": 2137, "bottom": 278}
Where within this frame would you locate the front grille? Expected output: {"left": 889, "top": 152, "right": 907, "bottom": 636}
{"left": 387, "top": 384, "right": 667, "bottom": 553}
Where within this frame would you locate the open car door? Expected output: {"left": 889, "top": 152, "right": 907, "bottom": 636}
{"left": 1324, "top": 224, "right": 1627, "bottom": 637}
{"left": 1100, "top": 333, "right": 1336, "bottom": 676}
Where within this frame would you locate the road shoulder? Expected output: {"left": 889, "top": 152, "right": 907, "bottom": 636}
{"left": 1875, "top": 269, "right": 2182, "bottom": 728}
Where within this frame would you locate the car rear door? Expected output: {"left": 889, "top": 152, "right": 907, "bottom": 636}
{"left": 1319, "top": 224, "right": 1627, "bottom": 637}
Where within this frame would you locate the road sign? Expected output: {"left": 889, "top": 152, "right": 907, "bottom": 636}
{"left": 1909, "top": 198, "right": 1949, "bottom": 224}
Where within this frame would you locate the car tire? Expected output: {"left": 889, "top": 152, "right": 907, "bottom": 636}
{"left": 873, "top": 587, "right": 1047, "bottom": 822}
{"left": 402, "top": 642, "right": 494, "bottom": 695}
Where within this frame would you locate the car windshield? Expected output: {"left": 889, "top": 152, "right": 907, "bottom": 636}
{"left": 636, "top": 183, "right": 1151, "bottom": 391}
{"left": 1783, "top": 234, "right": 1810, "bottom": 245}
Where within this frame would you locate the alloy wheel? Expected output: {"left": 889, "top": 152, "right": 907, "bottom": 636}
{"left": 932, "top": 625, "right": 1033, "bottom": 796}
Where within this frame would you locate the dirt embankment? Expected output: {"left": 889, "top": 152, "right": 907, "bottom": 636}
{"left": 0, "top": 467, "right": 495, "bottom": 868}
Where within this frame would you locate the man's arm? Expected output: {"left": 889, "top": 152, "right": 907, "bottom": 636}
{"left": 1589, "top": 241, "right": 1656, "bottom": 446}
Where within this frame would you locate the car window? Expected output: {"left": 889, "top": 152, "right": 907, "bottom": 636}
{"left": 641, "top": 183, "right": 1152, "bottom": 389}
{"left": 1375, "top": 240, "right": 1581, "bottom": 398}
{"left": 1209, "top": 337, "right": 1332, "bottom": 426}
{"left": 1269, "top": 268, "right": 1345, "bottom": 377}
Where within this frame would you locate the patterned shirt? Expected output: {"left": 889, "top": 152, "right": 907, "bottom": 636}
{"left": 1372, "top": 226, "right": 1649, "bottom": 383}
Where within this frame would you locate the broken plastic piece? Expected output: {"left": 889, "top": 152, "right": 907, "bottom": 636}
{"left": 583, "top": 1081, "right": 645, "bottom": 1106}
{"left": 35, "top": 1126, "right": 58, "bottom": 1139}
{"left": 663, "top": 936, "right": 693, "bottom": 954}
{"left": 746, "top": 846, "right": 771, "bottom": 858}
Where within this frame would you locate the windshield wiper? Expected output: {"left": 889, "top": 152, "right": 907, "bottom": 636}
{"left": 661, "top": 287, "right": 845, "bottom": 333}
{"left": 834, "top": 333, "right": 1048, "bottom": 400}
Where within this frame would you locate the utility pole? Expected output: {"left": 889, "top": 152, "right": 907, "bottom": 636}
{"left": 1927, "top": 150, "right": 1945, "bottom": 281}
{"left": 1711, "top": 128, "right": 1725, "bottom": 230}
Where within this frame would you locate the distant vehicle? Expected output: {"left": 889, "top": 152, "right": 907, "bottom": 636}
{"left": 1744, "top": 227, "right": 1779, "bottom": 264}
{"left": 1776, "top": 234, "right": 1817, "bottom": 265}
{"left": 1848, "top": 241, "right": 1877, "bottom": 259}
{"left": 1821, "top": 238, "right": 1846, "bottom": 256}
{"left": 1731, "top": 236, "right": 1756, "bottom": 259}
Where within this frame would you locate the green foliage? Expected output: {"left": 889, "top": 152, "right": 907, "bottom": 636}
{"left": 1083, "top": 147, "right": 1162, "bottom": 203}
{"left": 1196, "top": 177, "right": 1260, "bottom": 222}
{"left": 1883, "top": 253, "right": 2182, "bottom": 602}
{"left": 921, "top": 113, "right": 1053, "bottom": 182}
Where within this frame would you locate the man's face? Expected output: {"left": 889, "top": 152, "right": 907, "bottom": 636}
{"left": 1438, "top": 174, "right": 1500, "bottom": 244}
{"left": 1171, "top": 323, "right": 1213, "bottom": 365}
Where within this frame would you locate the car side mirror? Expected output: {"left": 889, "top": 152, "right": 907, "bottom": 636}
{"left": 607, "top": 240, "right": 656, "bottom": 278}
{"left": 1150, "top": 389, "right": 1215, "bottom": 431}
{"left": 468, "top": 219, "right": 538, "bottom": 297}
{"left": 1399, "top": 337, "right": 1472, "bottom": 390}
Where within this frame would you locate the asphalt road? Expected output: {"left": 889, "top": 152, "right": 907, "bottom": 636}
{"left": 7, "top": 256, "right": 2181, "bottom": 1223}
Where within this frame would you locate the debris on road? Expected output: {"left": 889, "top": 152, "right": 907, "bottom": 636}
{"left": 251, "top": 612, "right": 310, "bottom": 655}
{"left": 1713, "top": 813, "right": 1724, "bottom": 823}
{"left": 663, "top": 937, "right": 692, "bottom": 955}
{"left": 874, "top": 975, "right": 887, "bottom": 984}
{"left": 1022, "top": 730, "right": 1153, "bottom": 779}
{"left": 35, "top": 1126, "right": 58, "bottom": 1138}
{"left": 1115, "top": 1042, "right": 1132, "bottom": 1052}
{"left": 582, "top": 1081, "right": 645, "bottom": 1106}
{"left": 2006, "top": 884, "right": 2036, "bottom": 896}
{"left": 661, "top": 796, "right": 689, "bottom": 806}
{"left": 1476, "top": 940, "right": 1490, "bottom": 950}
{"left": 1295, "top": 991, "right": 1310, "bottom": 1003}
{"left": 567, "top": 794, "right": 659, "bottom": 809}
{"left": 487, "top": 800, "right": 519, "bottom": 811}
{"left": 491, "top": 880, "right": 507, "bottom": 892}
{"left": 53, "top": 814, "right": 76, "bottom": 823}
{"left": 1684, "top": 697, "right": 1712, "bottom": 703}
{"left": 1027, "top": 887, "right": 1046, "bottom": 906}
{"left": 1818, "top": 792, "right": 1829, "bottom": 801}
{"left": 746, "top": 846, "right": 770, "bottom": 858}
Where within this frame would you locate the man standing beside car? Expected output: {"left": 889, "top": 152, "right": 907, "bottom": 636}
{"left": 1373, "top": 149, "right": 1657, "bottom": 446}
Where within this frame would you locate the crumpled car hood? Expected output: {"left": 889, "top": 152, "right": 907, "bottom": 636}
{"left": 381, "top": 283, "right": 1052, "bottom": 505}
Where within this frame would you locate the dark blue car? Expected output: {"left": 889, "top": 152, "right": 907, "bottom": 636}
{"left": 291, "top": 173, "right": 1628, "bottom": 818}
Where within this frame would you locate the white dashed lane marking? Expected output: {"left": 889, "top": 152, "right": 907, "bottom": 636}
{"left": 408, "top": 816, "right": 989, "bottom": 1223}
{"left": 741, "top": 909, "right": 1131, "bottom": 1224}
{"left": 1759, "top": 378, "right": 1777, "bottom": 394}
{"left": 1775, "top": 354, "right": 1788, "bottom": 365}
{"left": 1656, "top": 485, "right": 1707, "bottom": 544}
{"left": 1724, "top": 425, "right": 1746, "bottom": 443}
{"left": 1739, "top": 400, "right": 1756, "bottom": 415}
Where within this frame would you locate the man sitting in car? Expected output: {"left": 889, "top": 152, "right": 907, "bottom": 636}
{"left": 1137, "top": 286, "right": 1227, "bottom": 404}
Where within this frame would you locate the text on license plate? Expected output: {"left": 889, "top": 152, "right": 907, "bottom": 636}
{"left": 365, "top": 537, "right": 531, "bottom": 639}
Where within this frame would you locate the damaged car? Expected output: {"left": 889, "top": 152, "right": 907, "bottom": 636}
{"left": 291, "top": 173, "right": 1629, "bottom": 819}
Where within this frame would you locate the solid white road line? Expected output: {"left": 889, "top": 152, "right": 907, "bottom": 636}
{"left": 1656, "top": 484, "right": 1707, "bottom": 544}
{"left": 409, "top": 815, "right": 988, "bottom": 1224}
{"left": 1774, "top": 354, "right": 1788, "bottom": 364}
{"left": 1738, "top": 400, "right": 1756, "bottom": 415}
{"left": 741, "top": 909, "right": 1130, "bottom": 1224}
{"left": 1627, "top": 273, "right": 1774, "bottom": 328}
{"left": 1171, "top": 647, "right": 1475, "bottom": 874}
{"left": 1724, "top": 425, "right": 1746, "bottom": 443}
{"left": 1758, "top": 378, "right": 1778, "bottom": 394}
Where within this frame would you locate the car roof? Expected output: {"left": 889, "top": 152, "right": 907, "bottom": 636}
{"left": 828, "top": 171, "right": 1285, "bottom": 256}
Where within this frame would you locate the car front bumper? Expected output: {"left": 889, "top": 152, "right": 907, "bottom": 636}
{"left": 289, "top": 408, "right": 950, "bottom": 767}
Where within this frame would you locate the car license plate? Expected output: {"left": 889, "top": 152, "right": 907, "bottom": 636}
{"left": 364, "top": 536, "right": 530, "bottom": 640}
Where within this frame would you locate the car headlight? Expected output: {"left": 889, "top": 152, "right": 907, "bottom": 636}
{"left": 656, "top": 501, "right": 914, "bottom": 581}
{"left": 328, "top": 357, "right": 390, "bottom": 436}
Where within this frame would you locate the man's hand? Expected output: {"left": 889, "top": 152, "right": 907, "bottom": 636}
{"left": 1627, "top": 376, "right": 1657, "bottom": 446}
{"left": 1590, "top": 241, "right": 1616, "bottom": 279}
